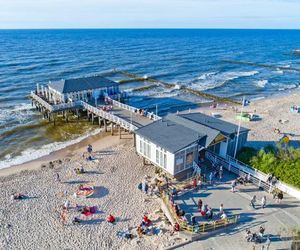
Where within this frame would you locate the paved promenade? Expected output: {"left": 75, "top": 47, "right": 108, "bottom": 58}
{"left": 176, "top": 170, "right": 300, "bottom": 250}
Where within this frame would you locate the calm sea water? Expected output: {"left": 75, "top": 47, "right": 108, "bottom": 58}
{"left": 0, "top": 29, "right": 300, "bottom": 168}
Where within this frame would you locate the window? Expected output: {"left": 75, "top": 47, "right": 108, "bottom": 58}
{"left": 186, "top": 152, "right": 194, "bottom": 166}
{"left": 175, "top": 153, "right": 184, "bottom": 173}
{"left": 139, "top": 137, "right": 151, "bottom": 158}
{"left": 155, "top": 146, "right": 167, "bottom": 169}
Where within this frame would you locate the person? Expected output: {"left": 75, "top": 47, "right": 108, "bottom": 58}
{"left": 87, "top": 144, "right": 93, "bottom": 154}
{"left": 258, "top": 226, "right": 265, "bottom": 238}
{"left": 192, "top": 178, "right": 197, "bottom": 189}
{"left": 261, "top": 196, "right": 267, "bottom": 209}
{"left": 219, "top": 204, "right": 224, "bottom": 215}
{"left": 246, "top": 173, "right": 251, "bottom": 183}
{"left": 206, "top": 207, "right": 213, "bottom": 219}
{"left": 231, "top": 180, "right": 236, "bottom": 192}
{"left": 11, "top": 193, "right": 26, "bottom": 200}
{"left": 209, "top": 172, "right": 213, "bottom": 184}
{"left": 63, "top": 200, "right": 70, "bottom": 210}
{"left": 220, "top": 212, "right": 227, "bottom": 220}
{"left": 174, "top": 222, "right": 180, "bottom": 232}
{"left": 137, "top": 225, "right": 145, "bottom": 237}
{"left": 219, "top": 165, "right": 223, "bottom": 180}
{"left": 143, "top": 215, "right": 151, "bottom": 226}
{"left": 56, "top": 173, "right": 61, "bottom": 182}
{"left": 72, "top": 217, "right": 81, "bottom": 224}
{"left": 277, "top": 191, "right": 283, "bottom": 203}
{"left": 197, "top": 177, "right": 202, "bottom": 190}
{"left": 198, "top": 199, "right": 203, "bottom": 211}
{"left": 191, "top": 215, "right": 196, "bottom": 226}
{"left": 80, "top": 165, "right": 85, "bottom": 174}
{"left": 107, "top": 214, "right": 115, "bottom": 223}
{"left": 142, "top": 178, "right": 148, "bottom": 194}
{"left": 245, "top": 229, "right": 252, "bottom": 242}
{"left": 171, "top": 187, "right": 177, "bottom": 196}
{"left": 250, "top": 195, "right": 256, "bottom": 209}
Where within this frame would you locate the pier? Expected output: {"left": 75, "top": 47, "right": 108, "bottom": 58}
{"left": 30, "top": 91, "right": 160, "bottom": 132}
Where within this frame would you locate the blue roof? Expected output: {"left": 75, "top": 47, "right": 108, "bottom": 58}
{"left": 48, "top": 75, "right": 118, "bottom": 94}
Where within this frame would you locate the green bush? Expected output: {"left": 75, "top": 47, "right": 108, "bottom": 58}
{"left": 237, "top": 144, "right": 300, "bottom": 189}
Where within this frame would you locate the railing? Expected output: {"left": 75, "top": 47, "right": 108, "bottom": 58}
{"left": 31, "top": 92, "right": 142, "bottom": 131}
{"left": 106, "top": 96, "right": 162, "bottom": 121}
{"left": 205, "top": 151, "right": 300, "bottom": 200}
{"left": 81, "top": 101, "right": 138, "bottom": 131}
{"left": 161, "top": 189, "right": 239, "bottom": 234}
{"left": 30, "top": 92, "right": 53, "bottom": 111}
{"left": 51, "top": 101, "right": 82, "bottom": 112}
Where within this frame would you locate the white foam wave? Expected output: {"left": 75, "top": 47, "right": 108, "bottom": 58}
{"left": 274, "top": 68, "right": 284, "bottom": 74}
{"left": 0, "top": 128, "right": 102, "bottom": 169}
{"left": 190, "top": 70, "right": 259, "bottom": 91}
{"left": 255, "top": 80, "right": 268, "bottom": 88}
{"left": 277, "top": 83, "right": 299, "bottom": 91}
{"left": 0, "top": 103, "right": 35, "bottom": 127}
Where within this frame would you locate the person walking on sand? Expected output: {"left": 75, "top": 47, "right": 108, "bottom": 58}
{"left": 56, "top": 173, "right": 61, "bottom": 182}
{"left": 87, "top": 144, "right": 93, "bottom": 154}
{"left": 250, "top": 195, "right": 256, "bottom": 209}
{"left": 261, "top": 196, "right": 267, "bottom": 209}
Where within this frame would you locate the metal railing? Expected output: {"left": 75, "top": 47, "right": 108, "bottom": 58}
{"left": 205, "top": 151, "right": 300, "bottom": 200}
{"left": 106, "top": 96, "right": 162, "bottom": 121}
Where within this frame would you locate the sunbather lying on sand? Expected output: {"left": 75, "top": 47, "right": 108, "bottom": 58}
{"left": 11, "top": 193, "right": 26, "bottom": 200}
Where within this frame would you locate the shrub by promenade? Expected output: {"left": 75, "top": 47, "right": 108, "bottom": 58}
{"left": 237, "top": 144, "right": 300, "bottom": 189}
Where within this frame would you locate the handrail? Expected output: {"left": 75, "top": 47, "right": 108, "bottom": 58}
{"left": 205, "top": 151, "right": 300, "bottom": 200}
{"left": 31, "top": 93, "right": 140, "bottom": 132}
{"left": 30, "top": 92, "right": 53, "bottom": 111}
{"left": 106, "top": 96, "right": 162, "bottom": 121}
{"left": 81, "top": 101, "right": 138, "bottom": 131}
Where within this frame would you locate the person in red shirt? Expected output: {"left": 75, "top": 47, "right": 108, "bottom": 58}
{"left": 107, "top": 214, "right": 115, "bottom": 223}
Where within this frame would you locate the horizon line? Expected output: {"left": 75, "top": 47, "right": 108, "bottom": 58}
{"left": 1, "top": 27, "right": 300, "bottom": 31}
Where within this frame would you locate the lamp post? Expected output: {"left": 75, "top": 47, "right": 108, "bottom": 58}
{"left": 233, "top": 96, "right": 245, "bottom": 159}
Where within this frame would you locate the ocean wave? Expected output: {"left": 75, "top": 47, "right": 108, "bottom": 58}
{"left": 190, "top": 70, "right": 259, "bottom": 91}
{"left": 255, "top": 80, "right": 268, "bottom": 88}
{"left": 0, "top": 128, "right": 102, "bottom": 169}
{"left": 276, "top": 83, "right": 299, "bottom": 91}
{"left": 0, "top": 103, "right": 37, "bottom": 134}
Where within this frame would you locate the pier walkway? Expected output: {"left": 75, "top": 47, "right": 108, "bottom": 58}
{"left": 30, "top": 92, "right": 161, "bottom": 131}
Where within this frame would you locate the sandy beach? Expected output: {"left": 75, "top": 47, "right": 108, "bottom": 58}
{"left": 0, "top": 134, "right": 186, "bottom": 250}
{"left": 195, "top": 91, "right": 300, "bottom": 149}
{"left": 1, "top": 91, "right": 300, "bottom": 249}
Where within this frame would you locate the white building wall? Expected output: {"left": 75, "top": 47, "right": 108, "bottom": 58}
{"left": 135, "top": 134, "right": 175, "bottom": 175}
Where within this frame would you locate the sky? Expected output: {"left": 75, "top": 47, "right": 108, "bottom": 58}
{"left": 1, "top": 0, "right": 300, "bottom": 29}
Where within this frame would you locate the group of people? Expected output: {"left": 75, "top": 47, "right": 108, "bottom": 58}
{"left": 197, "top": 199, "right": 214, "bottom": 219}
{"left": 245, "top": 226, "right": 266, "bottom": 243}
{"left": 250, "top": 195, "right": 267, "bottom": 209}
{"left": 136, "top": 215, "right": 152, "bottom": 237}
{"left": 208, "top": 164, "right": 224, "bottom": 184}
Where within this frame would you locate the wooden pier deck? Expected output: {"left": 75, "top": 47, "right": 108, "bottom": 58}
{"left": 30, "top": 92, "right": 160, "bottom": 131}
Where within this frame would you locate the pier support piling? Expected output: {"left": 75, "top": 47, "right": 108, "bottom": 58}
{"left": 104, "top": 119, "right": 107, "bottom": 132}
{"left": 111, "top": 123, "right": 114, "bottom": 136}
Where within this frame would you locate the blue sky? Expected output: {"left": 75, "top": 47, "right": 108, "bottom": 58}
{"left": 1, "top": 0, "right": 300, "bottom": 29}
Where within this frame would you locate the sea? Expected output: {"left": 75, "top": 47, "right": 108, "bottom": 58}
{"left": 0, "top": 29, "right": 300, "bottom": 169}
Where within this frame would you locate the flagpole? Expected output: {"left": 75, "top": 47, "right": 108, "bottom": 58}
{"left": 234, "top": 96, "right": 245, "bottom": 158}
